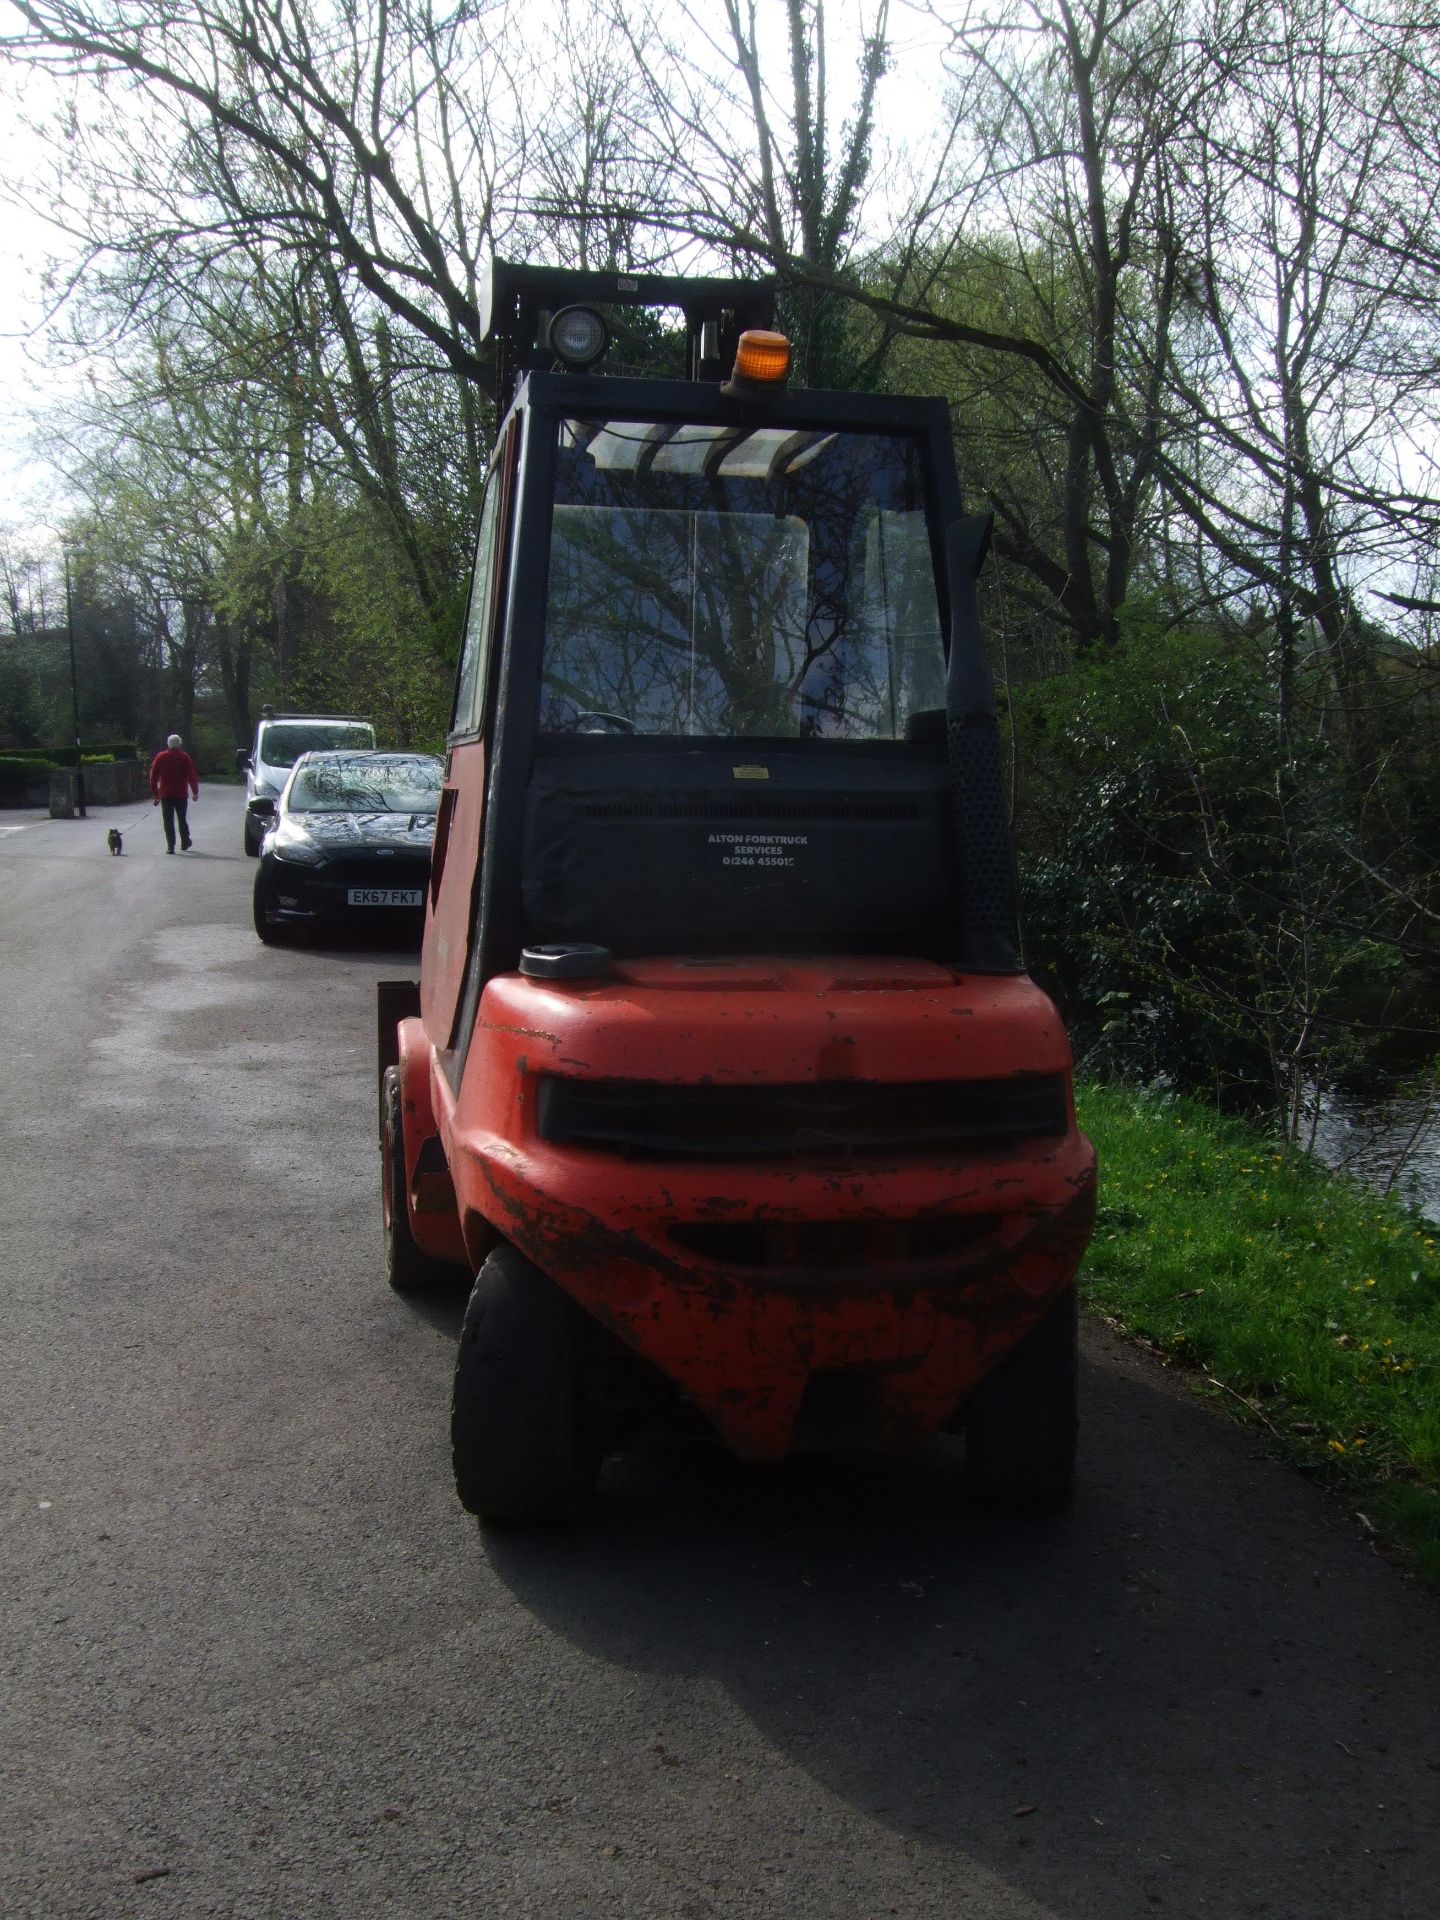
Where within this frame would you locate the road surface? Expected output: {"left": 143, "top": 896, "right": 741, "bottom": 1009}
{"left": 3, "top": 788, "right": 1439, "bottom": 1919}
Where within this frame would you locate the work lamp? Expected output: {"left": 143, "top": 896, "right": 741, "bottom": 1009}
{"left": 549, "top": 305, "right": 609, "bottom": 369}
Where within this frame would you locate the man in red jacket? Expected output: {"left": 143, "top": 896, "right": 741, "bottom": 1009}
{"left": 149, "top": 733, "right": 201, "bottom": 853}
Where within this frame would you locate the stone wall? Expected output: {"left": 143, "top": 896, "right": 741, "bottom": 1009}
{"left": 48, "top": 761, "right": 150, "bottom": 814}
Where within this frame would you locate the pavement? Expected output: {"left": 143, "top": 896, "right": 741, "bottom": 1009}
{"left": 2, "top": 787, "right": 1439, "bottom": 1919}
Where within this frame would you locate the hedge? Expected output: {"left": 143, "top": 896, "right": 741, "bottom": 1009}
{"left": 0, "top": 741, "right": 138, "bottom": 765}
{"left": 0, "top": 755, "right": 59, "bottom": 801}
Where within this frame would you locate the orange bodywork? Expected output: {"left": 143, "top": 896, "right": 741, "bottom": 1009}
{"left": 402, "top": 955, "right": 1094, "bottom": 1462}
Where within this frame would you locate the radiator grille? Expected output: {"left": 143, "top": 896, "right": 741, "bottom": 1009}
{"left": 535, "top": 1074, "right": 1068, "bottom": 1161}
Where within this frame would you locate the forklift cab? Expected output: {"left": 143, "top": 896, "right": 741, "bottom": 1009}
{"left": 380, "top": 262, "right": 1095, "bottom": 1522}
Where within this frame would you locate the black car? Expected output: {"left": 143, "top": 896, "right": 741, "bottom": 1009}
{"left": 252, "top": 751, "right": 443, "bottom": 944}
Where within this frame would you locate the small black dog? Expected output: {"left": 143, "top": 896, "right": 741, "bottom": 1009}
{"left": 107, "top": 828, "right": 124, "bottom": 856}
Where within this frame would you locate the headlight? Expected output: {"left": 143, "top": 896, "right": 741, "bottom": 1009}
{"left": 271, "top": 837, "right": 326, "bottom": 867}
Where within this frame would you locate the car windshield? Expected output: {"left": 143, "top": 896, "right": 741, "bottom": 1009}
{"left": 539, "top": 420, "right": 945, "bottom": 740}
{"left": 261, "top": 722, "right": 374, "bottom": 767}
{"left": 288, "top": 756, "right": 442, "bottom": 814}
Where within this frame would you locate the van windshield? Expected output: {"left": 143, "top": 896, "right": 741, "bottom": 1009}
{"left": 539, "top": 421, "right": 944, "bottom": 740}
{"left": 261, "top": 722, "right": 374, "bottom": 767}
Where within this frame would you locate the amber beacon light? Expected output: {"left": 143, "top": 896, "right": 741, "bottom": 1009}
{"left": 722, "top": 329, "right": 792, "bottom": 398}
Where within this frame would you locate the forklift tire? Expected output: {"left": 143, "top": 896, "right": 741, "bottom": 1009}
{"left": 962, "top": 1287, "right": 1077, "bottom": 1512}
{"left": 451, "top": 1244, "right": 601, "bottom": 1523}
{"left": 381, "top": 1066, "right": 452, "bottom": 1295}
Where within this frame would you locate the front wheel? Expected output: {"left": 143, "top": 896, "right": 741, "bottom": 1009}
{"left": 252, "top": 872, "right": 285, "bottom": 944}
{"left": 243, "top": 811, "right": 264, "bottom": 857}
{"left": 451, "top": 1245, "right": 601, "bottom": 1522}
{"left": 381, "top": 1066, "right": 452, "bottom": 1296}
{"left": 962, "top": 1287, "right": 1078, "bottom": 1512}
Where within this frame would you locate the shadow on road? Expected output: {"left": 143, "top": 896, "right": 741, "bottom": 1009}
{"left": 484, "top": 1331, "right": 1440, "bottom": 1917}
{"left": 250, "top": 929, "right": 425, "bottom": 958}
{"left": 401, "top": 1286, "right": 468, "bottom": 1338}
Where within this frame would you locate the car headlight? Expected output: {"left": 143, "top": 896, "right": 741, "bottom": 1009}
{"left": 271, "top": 838, "right": 326, "bottom": 867}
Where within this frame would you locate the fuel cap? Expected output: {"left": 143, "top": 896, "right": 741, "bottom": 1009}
{"left": 519, "top": 943, "right": 613, "bottom": 980}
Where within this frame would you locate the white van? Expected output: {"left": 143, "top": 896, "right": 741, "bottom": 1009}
{"left": 239, "top": 709, "right": 377, "bottom": 854}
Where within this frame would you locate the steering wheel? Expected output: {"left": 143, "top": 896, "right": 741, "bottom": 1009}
{"left": 572, "top": 710, "right": 638, "bottom": 736}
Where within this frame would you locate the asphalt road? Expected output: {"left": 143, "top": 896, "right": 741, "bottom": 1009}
{"left": 3, "top": 787, "right": 1440, "bottom": 1920}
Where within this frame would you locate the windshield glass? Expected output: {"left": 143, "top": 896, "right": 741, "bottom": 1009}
{"left": 539, "top": 421, "right": 945, "bottom": 740}
{"left": 261, "top": 721, "right": 374, "bottom": 767}
{"left": 288, "top": 755, "right": 442, "bottom": 814}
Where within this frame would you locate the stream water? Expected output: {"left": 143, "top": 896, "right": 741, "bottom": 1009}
{"left": 1307, "top": 1088, "right": 1440, "bottom": 1223}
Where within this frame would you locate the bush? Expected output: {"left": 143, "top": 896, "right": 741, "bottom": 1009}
{"left": 0, "top": 754, "right": 59, "bottom": 802}
{"left": 1010, "top": 614, "right": 1438, "bottom": 1123}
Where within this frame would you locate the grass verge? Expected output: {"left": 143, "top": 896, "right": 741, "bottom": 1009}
{"left": 1076, "top": 1080, "right": 1440, "bottom": 1590}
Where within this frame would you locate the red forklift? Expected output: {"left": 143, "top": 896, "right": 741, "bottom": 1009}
{"left": 378, "top": 262, "right": 1095, "bottom": 1521}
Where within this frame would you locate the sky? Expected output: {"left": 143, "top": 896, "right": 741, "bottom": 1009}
{"left": 0, "top": 67, "right": 86, "bottom": 537}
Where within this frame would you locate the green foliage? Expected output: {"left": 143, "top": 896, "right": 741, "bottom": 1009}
{"left": 877, "top": 226, "right": 1157, "bottom": 663}
{"left": 777, "top": 284, "right": 889, "bottom": 392}
{"left": 280, "top": 495, "right": 455, "bottom": 750}
{"left": 0, "top": 754, "right": 59, "bottom": 801}
{"left": 0, "top": 753, "right": 59, "bottom": 772}
{"left": 1080, "top": 1081, "right": 1440, "bottom": 1588}
{"left": 1013, "top": 613, "right": 1438, "bottom": 1113}
{"left": 605, "top": 306, "right": 690, "bottom": 380}
{"left": 0, "top": 623, "right": 73, "bottom": 748}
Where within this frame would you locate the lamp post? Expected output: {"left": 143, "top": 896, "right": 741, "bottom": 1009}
{"left": 61, "top": 544, "right": 86, "bottom": 818}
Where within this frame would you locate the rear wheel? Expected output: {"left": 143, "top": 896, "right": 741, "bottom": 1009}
{"left": 963, "top": 1287, "right": 1077, "bottom": 1511}
{"left": 381, "top": 1065, "right": 452, "bottom": 1295}
{"left": 451, "top": 1244, "right": 601, "bottom": 1522}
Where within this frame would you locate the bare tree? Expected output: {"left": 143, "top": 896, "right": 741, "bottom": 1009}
{"left": 2, "top": 0, "right": 528, "bottom": 380}
{"left": 1154, "top": 0, "right": 1440, "bottom": 797}
{"left": 593, "top": 0, "right": 1224, "bottom": 651}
